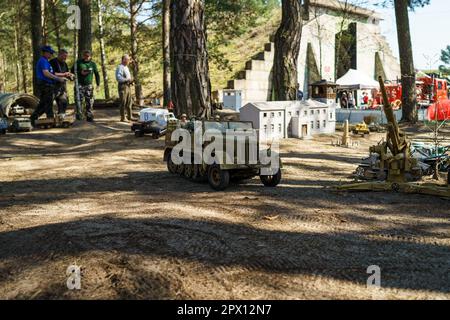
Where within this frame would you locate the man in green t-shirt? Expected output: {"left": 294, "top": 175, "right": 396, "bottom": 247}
{"left": 71, "top": 50, "right": 100, "bottom": 122}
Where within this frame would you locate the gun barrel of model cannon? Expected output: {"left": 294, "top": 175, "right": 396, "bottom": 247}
{"left": 378, "top": 76, "right": 403, "bottom": 154}
{"left": 378, "top": 76, "right": 398, "bottom": 129}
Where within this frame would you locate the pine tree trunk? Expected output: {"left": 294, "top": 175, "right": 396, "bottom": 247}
{"left": 1, "top": 52, "right": 7, "bottom": 92}
{"left": 50, "top": 0, "right": 62, "bottom": 52}
{"left": 97, "top": 0, "right": 110, "bottom": 99}
{"left": 42, "top": 0, "right": 48, "bottom": 45}
{"left": 273, "top": 0, "right": 303, "bottom": 101}
{"left": 170, "top": 0, "right": 212, "bottom": 118}
{"left": 0, "top": 52, "right": 5, "bottom": 92}
{"left": 14, "top": 18, "right": 21, "bottom": 92}
{"left": 394, "top": 0, "right": 417, "bottom": 123}
{"left": 162, "top": 0, "right": 171, "bottom": 107}
{"left": 130, "top": 1, "right": 143, "bottom": 106}
{"left": 16, "top": 1, "right": 28, "bottom": 93}
{"left": 30, "top": 0, "right": 43, "bottom": 96}
{"left": 78, "top": 0, "right": 92, "bottom": 56}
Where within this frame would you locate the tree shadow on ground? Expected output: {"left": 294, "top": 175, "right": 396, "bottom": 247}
{"left": 280, "top": 151, "right": 362, "bottom": 164}
{"left": 0, "top": 216, "right": 448, "bottom": 295}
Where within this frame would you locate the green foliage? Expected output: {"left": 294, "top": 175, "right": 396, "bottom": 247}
{"left": 441, "top": 45, "right": 450, "bottom": 65}
{"left": 439, "top": 45, "right": 450, "bottom": 76}
{"left": 206, "top": 0, "right": 278, "bottom": 70}
{"left": 0, "top": 0, "right": 280, "bottom": 97}
{"left": 379, "top": 0, "right": 430, "bottom": 10}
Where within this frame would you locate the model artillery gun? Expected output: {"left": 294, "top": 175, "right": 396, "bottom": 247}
{"left": 338, "top": 77, "right": 450, "bottom": 198}
{"left": 163, "top": 118, "right": 282, "bottom": 191}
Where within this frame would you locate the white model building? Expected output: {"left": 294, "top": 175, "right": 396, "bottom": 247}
{"left": 240, "top": 100, "right": 336, "bottom": 141}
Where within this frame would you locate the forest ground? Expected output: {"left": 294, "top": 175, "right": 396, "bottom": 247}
{"left": 0, "top": 108, "right": 449, "bottom": 299}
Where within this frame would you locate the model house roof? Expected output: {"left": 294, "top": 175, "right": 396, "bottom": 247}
{"left": 242, "top": 100, "right": 332, "bottom": 112}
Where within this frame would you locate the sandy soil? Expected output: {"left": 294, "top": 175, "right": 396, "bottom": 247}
{"left": 0, "top": 109, "right": 449, "bottom": 300}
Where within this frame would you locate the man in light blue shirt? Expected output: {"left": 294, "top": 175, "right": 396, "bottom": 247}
{"left": 115, "top": 55, "right": 134, "bottom": 122}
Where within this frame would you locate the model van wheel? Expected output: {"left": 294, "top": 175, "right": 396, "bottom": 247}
{"left": 260, "top": 169, "right": 282, "bottom": 187}
{"left": 207, "top": 165, "right": 230, "bottom": 191}
{"left": 167, "top": 157, "right": 178, "bottom": 174}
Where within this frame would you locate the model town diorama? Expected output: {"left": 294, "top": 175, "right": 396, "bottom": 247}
{"left": 0, "top": 0, "right": 449, "bottom": 302}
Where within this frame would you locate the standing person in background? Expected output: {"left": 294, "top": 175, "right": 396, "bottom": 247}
{"left": 115, "top": 54, "right": 134, "bottom": 122}
{"left": 348, "top": 92, "right": 355, "bottom": 109}
{"left": 50, "top": 49, "right": 73, "bottom": 120}
{"left": 30, "top": 46, "right": 66, "bottom": 127}
{"left": 71, "top": 50, "right": 100, "bottom": 122}
{"left": 362, "top": 92, "right": 369, "bottom": 105}
{"left": 296, "top": 83, "right": 304, "bottom": 101}
{"left": 340, "top": 92, "right": 348, "bottom": 109}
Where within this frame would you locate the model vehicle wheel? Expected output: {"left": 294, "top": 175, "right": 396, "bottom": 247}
{"left": 391, "top": 183, "right": 400, "bottom": 193}
{"left": 193, "top": 164, "right": 208, "bottom": 182}
{"left": 184, "top": 164, "right": 194, "bottom": 179}
{"left": 167, "top": 157, "right": 178, "bottom": 174}
{"left": 207, "top": 165, "right": 230, "bottom": 191}
{"left": 355, "top": 166, "right": 366, "bottom": 179}
{"left": 0, "top": 129, "right": 6, "bottom": 135}
{"left": 176, "top": 163, "right": 185, "bottom": 176}
{"left": 135, "top": 130, "right": 144, "bottom": 137}
{"left": 260, "top": 169, "right": 282, "bottom": 187}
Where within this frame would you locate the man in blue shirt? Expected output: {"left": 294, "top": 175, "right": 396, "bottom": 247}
{"left": 30, "top": 46, "right": 66, "bottom": 126}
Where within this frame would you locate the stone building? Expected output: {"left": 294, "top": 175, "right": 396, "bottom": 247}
{"left": 226, "top": 0, "right": 401, "bottom": 106}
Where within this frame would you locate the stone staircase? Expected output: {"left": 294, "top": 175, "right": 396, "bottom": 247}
{"left": 226, "top": 40, "right": 275, "bottom": 106}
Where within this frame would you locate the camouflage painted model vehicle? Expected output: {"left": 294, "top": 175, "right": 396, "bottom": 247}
{"left": 163, "top": 119, "right": 282, "bottom": 191}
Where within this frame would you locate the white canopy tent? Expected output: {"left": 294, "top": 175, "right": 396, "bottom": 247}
{"left": 336, "top": 69, "right": 380, "bottom": 90}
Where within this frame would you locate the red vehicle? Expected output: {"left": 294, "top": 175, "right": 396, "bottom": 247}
{"left": 428, "top": 100, "right": 450, "bottom": 121}
{"left": 374, "top": 75, "right": 449, "bottom": 109}
{"left": 417, "top": 76, "right": 448, "bottom": 104}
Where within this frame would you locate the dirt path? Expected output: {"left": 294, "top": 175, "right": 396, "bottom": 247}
{"left": 0, "top": 109, "right": 449, "bottom": 299}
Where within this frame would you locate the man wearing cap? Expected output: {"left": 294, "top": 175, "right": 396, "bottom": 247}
{"left": 50, "top": 49, "right": 73, "bottom": 119}
{"left": 72, "top": 50, "right": 100, "bottom": 122}
{"left": 30, "top": 46, "right": 66, "bottom": 126}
